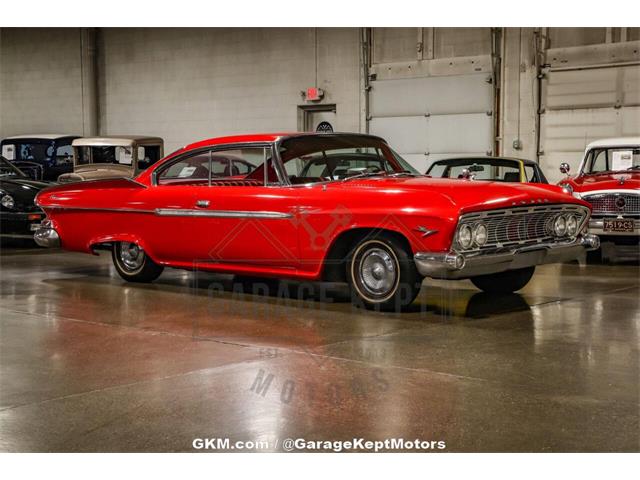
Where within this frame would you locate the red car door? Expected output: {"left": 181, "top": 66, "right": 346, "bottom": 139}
{"left": 153, "top": 145, "right": 300, "bottom": 272}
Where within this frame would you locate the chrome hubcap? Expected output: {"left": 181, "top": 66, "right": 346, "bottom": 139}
{"left": 119, "top": 243, "right": 145, "bottom": 270}
{"left": 359, "top": 247, "right": 397, "bottom": 296}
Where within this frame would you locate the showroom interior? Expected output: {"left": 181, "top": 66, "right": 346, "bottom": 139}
{"left": 0, "top": 27, "right": 638, "bottom": 452}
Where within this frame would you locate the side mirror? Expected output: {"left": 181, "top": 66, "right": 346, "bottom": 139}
{"left": 559, "top": 162, "right": 570, "bottom": 175}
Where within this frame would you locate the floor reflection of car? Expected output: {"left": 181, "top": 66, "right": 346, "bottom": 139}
{"left": 426, "top": 157, "right": 548, "bottom": 184}
{"left": 0, "top": 156, "right": 49, "bottom": 242}
{"left": 0, "top": 134, "right": 79, "bottom": 181}
{"left": 57, "top": 136, "right": 164, "bottom": 183}
{"left": 35, "top": 133, "right": 600, "bottom": 311}
{"left": 558, "top": 137, "right": 639, "bottom": 261}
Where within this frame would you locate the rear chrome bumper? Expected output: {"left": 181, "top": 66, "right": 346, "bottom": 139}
{"left": 588, "top": 218, "right": 640, "bottom": 236}
{"left": 33, "top": 221, "right": 61, "bottom": 248}
{"left": 414, "top": 233, "right": 600, "bottom": 279}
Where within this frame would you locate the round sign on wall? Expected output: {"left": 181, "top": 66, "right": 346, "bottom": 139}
{"left": 316, "top": 121, "right": 334, "bottom": 133}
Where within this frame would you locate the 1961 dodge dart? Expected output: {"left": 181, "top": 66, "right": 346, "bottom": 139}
{"left": 34, "top": 133, "right": 600, "bottom": 310}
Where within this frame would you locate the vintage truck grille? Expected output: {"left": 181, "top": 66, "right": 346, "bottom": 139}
{"left": 582, "top": 192, "right": 640, "bottom": 217}
{"left": 455, "top": 204, "right": 590, "bottom": 252}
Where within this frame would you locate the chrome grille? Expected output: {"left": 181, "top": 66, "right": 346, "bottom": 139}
{"left": 582, "top": 192, "right": 640, "bottom": 217}
{"left": 455, "top": 204, "right": 589, "bottom": 252}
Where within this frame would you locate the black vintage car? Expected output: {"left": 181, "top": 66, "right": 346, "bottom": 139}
{"left": 426, "top": 156, "right": 549, "bottom": 184}
{"left": 0, "top": 134, "right": 79, "bottom": 181}
{"left": 0, "top": 156, "right": 50, "bottom": 242}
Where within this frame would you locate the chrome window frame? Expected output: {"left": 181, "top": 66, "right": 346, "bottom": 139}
{"left": 151, "top": 142, "right": 287, "bottom": 187}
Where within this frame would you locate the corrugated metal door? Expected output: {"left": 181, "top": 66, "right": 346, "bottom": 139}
{"left": 539, "top": 64, "right": 640, "bottom": 183}
{"left": 368, "top": 73, "right": 495, "bottom": 173}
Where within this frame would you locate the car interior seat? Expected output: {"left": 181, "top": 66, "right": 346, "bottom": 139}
{"left": 503, "top": 172, "right": 521, "bottom": 182}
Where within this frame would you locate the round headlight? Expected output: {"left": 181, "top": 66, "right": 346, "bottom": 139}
{"left": 474, "top": 223, "right": 488, "bottom": 246}
{"left": 457, "top": 224, "right": 473, "bottom": 249}
{"left": 566, "top": 215, "right": 578, "bottom": 237}
{"left": 1, "top": 194, "right": 15, "bottom": 209}
{"left": 553, "top": 215, "right": 567, "bottom": 236}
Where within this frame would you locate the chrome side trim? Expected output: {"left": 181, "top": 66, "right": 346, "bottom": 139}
{"left": 154, "top": 208, "right": 293, "bottom": 219}
{"left": 41, "top": 205, "right": 155, "bottom": 214}
{"left": 580, "top": 189, "right": 640, "bottom": 197}
{"left": 414, "top": 226, "right": 438, "bottom": 238}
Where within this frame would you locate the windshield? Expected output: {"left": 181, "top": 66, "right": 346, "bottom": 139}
{"left": 583, "top": 147, "right": 640, "bottom": 174}
{"left": 0, "top": 140, "right": 73, "bottom": 167}
{"left": 279, "top": 135, "right": 420, "bottom": 184}
{"left": 0, "top": 156, "right": 26, "bottom": 178}
{"left": 76, "top": 146, "right": 135, "bottom": 166}
{"left": 428, "top": 158, "right": 520, "bottom": 181}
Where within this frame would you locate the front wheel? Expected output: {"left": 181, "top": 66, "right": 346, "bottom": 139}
{"left": 347, "top": 235, "right": 423, "bottom": 311}
{"left": 470, "top": 266, "right": 535, "bottom": 294}
{"left": 112, "top": 242, "right": 164, "bottom": 283}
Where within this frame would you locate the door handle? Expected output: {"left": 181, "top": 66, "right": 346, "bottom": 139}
{"left": 195, "top": 200, "right": 210, "bottom": 208}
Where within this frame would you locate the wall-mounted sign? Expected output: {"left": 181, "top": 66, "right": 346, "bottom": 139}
{"left": 316, "top": 121, "right": 333, "bottom": 133}
{"left": 306, "top": 87, "right": 324, "bottom": 102}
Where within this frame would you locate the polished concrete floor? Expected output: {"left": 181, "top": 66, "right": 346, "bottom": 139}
{"left": 0, "top": 245, "right": 638, "bottom": 452}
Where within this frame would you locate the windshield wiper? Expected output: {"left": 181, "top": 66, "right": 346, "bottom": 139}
{"left": 627, "top": 165, "right": 640, "bottom": 170}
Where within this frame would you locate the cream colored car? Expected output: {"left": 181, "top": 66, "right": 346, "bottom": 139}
{"left": 57, "top": 136, "right": 164, "bottom": 183}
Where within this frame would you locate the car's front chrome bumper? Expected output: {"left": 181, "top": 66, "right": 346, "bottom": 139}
{"left": 414, "top": 234, "right": 600, "bottom": 279}
{"left": 33, "top": 221, "right": 61, "bottom": 248}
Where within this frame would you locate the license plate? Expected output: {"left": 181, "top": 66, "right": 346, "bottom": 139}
{"left": 30, "top": 223, "right": 41, "bottom": 231}
{"left": 603, "top": 219, "right": 635, "bottom": 233}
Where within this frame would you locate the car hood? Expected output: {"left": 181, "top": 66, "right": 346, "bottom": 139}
{"left": 0, "top": 177, "right": 51, "bottom": 195}
{"left": 569, "top": 171, "right": 640, "bottom": 192}
{"left": 324, "top": 176, "right": 582, "bottom": 213}
{"left": 0, "top": 177, "right": 52, "bottom": 209}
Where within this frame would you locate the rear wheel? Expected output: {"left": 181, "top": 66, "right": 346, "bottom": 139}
{"left": 112, "top": 242, "right": 164, "bottom": 283}
{"left": 470, "top": 266, "right": 535, "bottom": 294}
{"left": 346, "top": 235, "right": 423, "bottom": 311}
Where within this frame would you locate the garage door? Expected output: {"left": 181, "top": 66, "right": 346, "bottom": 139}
{"left": 369, "top": 73, "right": 495, "bottom": 173}
{"left": 539, "top": 65, "right": 640, "bottom": 184}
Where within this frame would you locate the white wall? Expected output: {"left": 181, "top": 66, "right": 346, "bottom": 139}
{"left": 2, "top": 27, "right": 637, "bottom": 177}
{"left": 0, "top": 28, "right": 85, "bottom": 138}
{"left": 98, "top": 28, "right": 362, "bottom": 153}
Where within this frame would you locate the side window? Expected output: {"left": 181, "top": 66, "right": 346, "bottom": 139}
{"left": 157, "top": 151, "right": 211, "bottom": 185}
{"left": 55, "top": 144, "right": 73, "bottom": 167}
{"left": 524, "top": 165, "right": 535, "bottom": 182}
{"left": 156, "top": 146, "right": 272, "bottom": 186}
{"left": 137, "top": 146, "right": 162, "bottom": 170}
{"left": 590, "top": 149, "right": 607, "bottom": 172}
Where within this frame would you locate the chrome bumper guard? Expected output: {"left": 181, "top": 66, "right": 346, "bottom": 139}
{"left": 33, "top": 220, "right": 61, "bottom": 248}
{"left": 414, "top": 234, "right": 600, "bottom": 279}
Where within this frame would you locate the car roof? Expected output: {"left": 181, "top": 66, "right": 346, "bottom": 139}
{"left": 585, "top": 137, "right": 640, "bottom": 149}
{"left": 183, "top": 132, "right": 386, "bottom": 151}
{"left": 72, "top": 136, "right": 164, "bottom": 147}
{"left": 2, "top": 134, "right": 79, "bottom": 141}
{"left": 430, "top": 156, "right": 539, "bottom": 166}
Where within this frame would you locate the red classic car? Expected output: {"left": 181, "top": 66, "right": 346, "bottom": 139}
{"left": 558, "top": 137, "right": 639, "bottom": 261}
{"left": 34, "top": 133, "right": 599, "bottom": 310}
